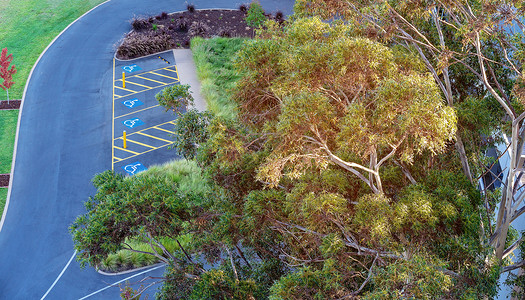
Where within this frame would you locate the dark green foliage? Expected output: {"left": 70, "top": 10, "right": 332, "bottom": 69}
{"left": 156, "top": 84, "right": 193, "bottom": 113}
{"left": 70, "top": 169, "right": 201, "bottom": 268}
{"left": 171, "top": 109, "right": 213, "bottom": 160}
{"left": 245, "top": 1, "right": 266, "bottom": 28}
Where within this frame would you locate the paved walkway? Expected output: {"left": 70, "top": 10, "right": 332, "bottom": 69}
{"left": 0, "top": 0, "right": 294, "bottom": 298}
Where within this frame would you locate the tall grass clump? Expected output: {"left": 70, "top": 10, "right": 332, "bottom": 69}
{"left": 191, "top": 37, "right": 247, "bottom": 120}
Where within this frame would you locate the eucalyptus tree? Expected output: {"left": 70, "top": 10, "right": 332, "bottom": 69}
{"left": 295, "top": 0, "right": 525, "bottom": 274}
{"left": 235, "top": 18, "right": 456, "bottom": 194}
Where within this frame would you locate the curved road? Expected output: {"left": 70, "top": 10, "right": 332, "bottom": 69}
{"left": 0, "top": 1, "right": 294, "bottom": 298}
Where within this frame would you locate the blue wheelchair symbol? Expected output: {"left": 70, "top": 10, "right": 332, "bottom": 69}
{"left": 123, "top": 162, "right": 147, "bottom": 175}
{"left": 123, "top": 118, "right": 144, "bottom": 128}
{"left": 122, "top": 64, "right": 142, "bottom": 73}
{"left": 122, "top": 98, "right": 144, "bottom": 108}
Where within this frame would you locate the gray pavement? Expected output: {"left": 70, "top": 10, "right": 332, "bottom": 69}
{"left": 0, "top": 0, "right": 295, "bottom": 299}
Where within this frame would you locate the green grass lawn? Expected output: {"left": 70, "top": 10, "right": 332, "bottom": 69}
{"left": 191, "top": 37, "right": 246, "bottom": 120}
{"left": 0, "top": 0, "right": 107, "bottom": 99}
{"left": 0, "top": 0, "right": 106, "bottom": 210}
{"left": 0, "top": 188, "right": 6, "bottom": 213}
{"left": 0, "top": 110, "right": 18, "bottom": 174}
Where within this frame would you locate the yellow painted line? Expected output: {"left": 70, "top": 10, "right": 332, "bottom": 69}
{"left": 135, "top": 75, "right": 166, "bottom": 85}
{"left": 120, "top": 80, "right": 153, "bottom": 89}
{"left": 149, "top": 71, "right": 179, "bottom": 80}
{"left": 115, "top": 86, "right": 140, "bottom": 93}
{"left": 124, "top": 66, "right": 177, "bottom": 79}
{"left": 112, "top": 143, "right": 174, "bottom": 164}
{"left": 153, "top": 126, "right": 176, "bottom": 134}
{"left": 115, "top": 105, "right": 160, "bottom": 120}
{"left": 124, "top": 139, "right": 157, "bottom": 149}
{"left": 114, "top": 146, "right": 140, "bottom": 155}
{"left": 112, "top": 120, "right": 177, "bottom": 140}
{"left": 136, "top": 132, "right": 172, "bottom": 143}
{"left": 164, "top": 66, "right": 178, "bottom": 73}
{"left": 113, "top": 157, "right": 123, "bottom": 162}
{"left": 112, "top": 58, "right": 115, "bottom": 171}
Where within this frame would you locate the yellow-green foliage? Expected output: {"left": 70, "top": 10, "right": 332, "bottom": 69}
{"left": 363, "top": 254, "right": 453, "bottom": 300}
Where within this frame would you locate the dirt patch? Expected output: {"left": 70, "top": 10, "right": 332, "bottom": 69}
{"left": 0, "top": 100, "right": 20, "bottom": 110}
{"left": 0, "top": 174, "right": 9, "bottom": 187}
{"left": 116, "top": 8, "right": 285, "bottom": 60}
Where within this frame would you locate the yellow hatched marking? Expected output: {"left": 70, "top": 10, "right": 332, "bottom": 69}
{"left": 123, "top": 139, "right": 157, "bottom": 149}
{"left": 153, "top": 126, "right": 176, "bottom": 134}
{"left": 135, "top": 75, "right": 166, "bottom": 85}
{"left": 164, "top": 67, "right": 178, "bottom": 73}
{"left": 113, "top": 157, "right": 123, "bottom": 162}
{"left": 120, "top": 80, "right": 153, "bottom": 89}
{"left": 136, "top": 132, "right": 172, "bottom": 143}
{"left": 112, "top": 143, "right": 174, "bottom": 164}
{"left": 112, "top": 120, "right": 177, "bottom": 141}
{"left": 149, "top": 71, "right": 179, "bottom": 80}
{"left": 114, "top": 146, "right": 140, "bottom": 155}
{"left": 116, "top": 105, "right": 160, "bottom": 120}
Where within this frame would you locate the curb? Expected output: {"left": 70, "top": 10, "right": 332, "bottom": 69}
{"left": 0, "top": 0, "right": 112, "bottom": 233}
{"left": 96, "top": 262, "right": 165, "bottom": 276}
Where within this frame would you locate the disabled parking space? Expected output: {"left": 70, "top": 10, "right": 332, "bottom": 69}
{"left": 112, "top": 51, "right": 182, "bottom": 175}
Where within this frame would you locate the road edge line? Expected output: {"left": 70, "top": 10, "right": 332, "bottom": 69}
{"left": 78, "top": 263, "right": 166, "bottom": 299}
{"left": 0, "top": 0, "right": 112, "bottom": 233}
{"left": 40, "top": 250, "right": 78, "bottom": 299}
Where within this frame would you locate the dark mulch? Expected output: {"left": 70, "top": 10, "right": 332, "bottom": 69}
{"left": 0, "top": 174, "right": 9, "bottom": 187}
{"left": 0, "top": 100, "right": 21, "bottom": 110}
{"left": 116, "top": 8, "right": 284, "bottom": 60}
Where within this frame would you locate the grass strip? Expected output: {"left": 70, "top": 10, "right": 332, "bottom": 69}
{"left": 191, "top": 37, "right": 247, "bottom": 120}
{"left": 0, "top": 110, "right": 18, "bottom": 174}
{"left": 0, "top": 188, "right": 6, "bottom": 213}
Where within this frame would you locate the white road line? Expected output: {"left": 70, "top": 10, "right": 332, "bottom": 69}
{"left": 41, "top": 250, "right": 78, "bottom": 299}
{"left": 78, "top": 264, "right": 165, "bottom": 299}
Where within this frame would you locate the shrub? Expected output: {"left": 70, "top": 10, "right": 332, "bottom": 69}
{"left": 245, "top": 1, "right": 266, "bottom": 28}
{"left": 274, "top": 11, "right": 284, "bottom": 22}
{"left": 189, "top": 21, "right": 211, "bottom": 38}
{"left": 160, "top": 12, "right": 169, "bottom": 19}
{"left": 217, "top": 28, "right": 232, "bottom": 37}
{"left": 156, "top": 84, "right": 194, "bottom": 113}
{"left": 176, "top": 17, "right": 190, "bottom": 31}
{"left": 117, "top": 31, "right": 174, "bottom": 60}
{"left": 131, "top": 17, "right": 150, "bottom": 31}
{"left": 239, "top": 4, "right": 248, "bottom": 13}
{"left": 187, "top": 4, "right": 195, "bottom": 12}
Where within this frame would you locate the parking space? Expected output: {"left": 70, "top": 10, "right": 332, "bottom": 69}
{"left": 112, "top": 52, "right": 182, "bottom": 175}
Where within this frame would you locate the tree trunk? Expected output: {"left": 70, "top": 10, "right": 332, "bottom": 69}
{"left": 455, "top": 135, "right": 473, "bottom": 184}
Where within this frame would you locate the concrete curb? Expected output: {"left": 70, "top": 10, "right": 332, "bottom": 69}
{"left": 0, "top": 0, "right": 112, "bottom": 233}
{"left": 97, "top": 262, "right": 165, "bottom": 276}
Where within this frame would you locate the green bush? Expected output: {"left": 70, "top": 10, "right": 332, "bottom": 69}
{"left": 156, "top": 84, "right": 194, "bottom": 113}
{"left": 245, "top": 1, "right": 266, "bottom": 28}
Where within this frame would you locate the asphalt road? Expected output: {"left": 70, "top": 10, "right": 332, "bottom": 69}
{"left": 0, "top": 0, "right": 294, "bottom": 299}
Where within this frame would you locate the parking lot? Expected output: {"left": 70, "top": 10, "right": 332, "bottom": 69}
{"left": 112, "top": 51, "right": 182, "bottom": 175}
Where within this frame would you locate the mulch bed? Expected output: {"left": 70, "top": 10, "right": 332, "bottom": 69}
{"left": 0, "top": 174, "right": 9, "bottom": 187}
{"left": 116, "top": 8, "right": 285, "bottom": 60}
{"left": 0, "top": 100, "right": 21, "bottom": 110}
